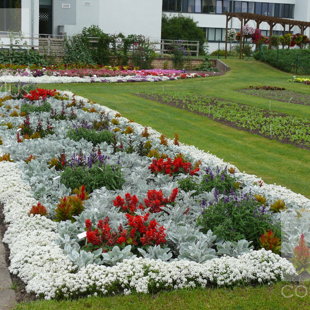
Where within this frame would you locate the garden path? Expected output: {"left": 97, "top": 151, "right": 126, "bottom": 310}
{"left": 0, "top": 232, "right": 16, "bottom": 309}
{"left": 0, "top": 206, "right": 16, "bottom": 310}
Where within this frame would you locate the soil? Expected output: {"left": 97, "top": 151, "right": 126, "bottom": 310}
{"left": 238, "top": 89, "right": 310, "bottom": 106}
{"left": 0, "top": 203, "right": 38, "bottom": 303}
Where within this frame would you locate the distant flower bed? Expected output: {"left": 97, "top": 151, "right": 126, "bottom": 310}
{"left": 291, "top": 77, "right": 310, "bottom": 85}
{"left": 0, "top": 67, "right": 208, "bottom": 84}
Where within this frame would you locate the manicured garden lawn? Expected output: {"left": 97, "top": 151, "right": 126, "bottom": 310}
{"left": 40, "top": 59, "right": 310, "bottom": 197}
{"left": 14, "top": 282, "right": 310, "bottom": 310}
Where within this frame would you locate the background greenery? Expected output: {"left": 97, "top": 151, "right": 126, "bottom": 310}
{"left": 254, "top": 48, "right": 310, "bottom": 74}
{"left": 161, "top": 15, "right": 206, "bottom": 55}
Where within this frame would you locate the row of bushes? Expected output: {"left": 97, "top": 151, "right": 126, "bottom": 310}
{"left": 63, "top": 26, "right": 156, "bottom": 68}
{"left": 0, "top": 48, "right": 48, "bottom": 66}
{"left": 254, "top": 48, "right": 310, "bottom": 74}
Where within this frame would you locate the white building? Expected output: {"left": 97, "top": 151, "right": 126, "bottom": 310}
{"left": 162, "top": 0, "right": 310, "bottom": 52}
{"left": 0, "top": 0, "right": 309, "bottom": 52}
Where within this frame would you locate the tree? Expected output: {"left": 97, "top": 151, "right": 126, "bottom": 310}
{"left": 161, "top": 15, "right": 206, "bottom": 54}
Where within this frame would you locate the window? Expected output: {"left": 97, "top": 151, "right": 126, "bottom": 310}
{"left": 222, "top": 0, "right": 229, "bottom": 13}
{"left": 248, "top": 2, "right": 254, "bottom": 14}
{"left": 268, "top": 3, "right": 274, "bottom": 16}
{"left": 163, "top": 0, "right": 182, "bottom": 12}
{"left": 289, "top": 5, "right": 294, "bottom": 18}
{"left": 208, "top": 28, "right": 216, "bottom": 41}
{"left": 202, "top": 0, "right": 216, "bottom": 13}
{"left": 241, "top": 2, "right": 247, "bottom": 13}
{"left": 187, "top": 0, "right": 195, "bottom": 12}
{"left": 215, "top": 28, "right": 222, "bottom": 41}
{"left": 0, "top": 0, "right": 21, "bottom": 32}
{"left": 163, "top": 1, "right": 294, "bottom": 17}
{"left": 261, "top": 3, "right": 268, "bottom": 16}
{"left": 234, "top": 1, "right": 241, "bottom": 13}
{"left": 216, "top": 0, "right": 222, "bottom": 14}
{"left": 206, "top": 28, "right": 226, "bottom": 42}
{"left": 283, "top": 4, "right": 290, "bottom": 18}
{"left": 274, "top": 3, "right": 280, "bottom": 17}
{"left": 255, "top": 2, "right": 262, "bottom": 15}
{"left": 195, "top": 0, "right": 202, "bottom": 12}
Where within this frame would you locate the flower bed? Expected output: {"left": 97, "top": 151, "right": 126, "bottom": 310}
{"left": 0, "top": 88, "right": 309, "bottom": 300}
{"left": 291, "top": 77, "right": 310, "bottom": 85}
{"left": 239, "top": 87, "right": 310, "bottom": 106}
{"left": 138, "top": 93, "right": 310, "bottom": 148}
{"left": 0, "top": 68, "right": 208, "bottom": 84}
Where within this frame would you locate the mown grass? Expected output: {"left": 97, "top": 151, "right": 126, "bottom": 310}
{"left": 15, "top": 282, "right": 310, "bottom": 310}
{"left": 40, "top": 59, "right": 310, "bottom": 197}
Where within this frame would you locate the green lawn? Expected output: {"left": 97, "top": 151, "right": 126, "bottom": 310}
{"left": 40, "top": 59, "right": 310, "bottom": 197}
{"left": 15, "top": 282, "right": 310, "bottom": 310}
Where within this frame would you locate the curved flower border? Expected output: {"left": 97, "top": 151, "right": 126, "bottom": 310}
{"left": 0, "top": 91, "right": 307, "bottom": 300}
{"left": 0, "top": 69, "right": 209, "bottom": 84}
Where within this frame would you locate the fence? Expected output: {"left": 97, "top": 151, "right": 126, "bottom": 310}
{"left": 159, "top": 39, "right": 200, "bottom": 57}
{"left": 0, "top": 35, "right": 201, "bottom": 58}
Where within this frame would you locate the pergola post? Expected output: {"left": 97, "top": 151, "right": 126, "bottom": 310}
{"left": 225, "top": 14, "right": 229, "bottom": 59}
{"left": 239, "top": 18, "right": 244, "bottom": 59}
{"left": 269, "top": 22, "right": 276, "bottom": 49}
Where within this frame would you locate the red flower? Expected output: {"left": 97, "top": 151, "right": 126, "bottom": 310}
{"left": 24, "top": 88, "right": 57, "bottom": 101}
{"left": 86, "top": 230, "right": 101, "bottom": 245}
{"left": 149, "top": 157, "right": 199, "bottom": 176}
{"left": 85, "top": 219, "right": 92, "bottom": 230}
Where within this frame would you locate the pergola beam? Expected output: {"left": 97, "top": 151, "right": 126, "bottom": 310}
{"left": 224, "top": 12, "right": 310, "bottom": 56}
{"left": 225, "top": 12, "right": 310, "bottom": 29}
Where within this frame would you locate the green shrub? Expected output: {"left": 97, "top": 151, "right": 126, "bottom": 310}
{"left": 0, "top": 49, "right": 47, "bottom": 66}
{"left": 254, "top": 48, "right": 310, "bottom": 74}
{"left": 64, "top": 25, "right": 155, "bottom": 68}
{"left": 67, "top": 128, "right": 115, "bottom": 145}
{"left": 60, "top": 165, "right": 125, "bottom": 193}
{"left": 21, "top": 102, "right": 51, "bottom": 114}
{"left": 197, "top": 198, "right": 280, "bottom": 249}
{"left": 131, "top": 39, "right": 156, "bottom": 69}
{"left": 196, "top": 54, "right": 217, "bottom": 71}
{"left": 64, "top": 34, "right": 95, "bottom": 65}
{"left": 161, "top": 15, "right": 205, "bottom": 55}
{"left": 210, "top": 50, "right": 228, "bottom": 57}
{"left": 179, "top": 171, "right": 239, "bottom": 195}
{"left": 233, "top": 44, "right": 253, "bottom": 57}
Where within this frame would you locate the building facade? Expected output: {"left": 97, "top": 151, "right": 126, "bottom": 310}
{"left": 0, "top": 0, "right": 309, "bottom": 51}
{"left": 162, "top": 0, "right": 310, "bottom": 51}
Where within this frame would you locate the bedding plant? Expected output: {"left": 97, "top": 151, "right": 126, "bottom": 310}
{"left": 0, "top": 87, "right": 309, "bottom": 300}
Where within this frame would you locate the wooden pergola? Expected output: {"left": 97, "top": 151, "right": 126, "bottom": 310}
{"left": 224, "top": 12, "right": 310, "bottom": 59}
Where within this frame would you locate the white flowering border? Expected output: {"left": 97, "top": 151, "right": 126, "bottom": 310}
{"left": 0, "top": 91, "right": 307, "bottom": 300}
{"left": 0, "top": 162, "right": 296, "bottom": 299}
{"left": 0, "top": 72, "right": 207, "bottom": 84}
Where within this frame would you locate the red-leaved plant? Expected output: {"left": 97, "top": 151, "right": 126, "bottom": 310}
{"left": 259, "top": 230, "right": 281, "bottom": 254}
{"left": 54, "top": 185, "right": 89, "bottom": 222}
{"left": 29, "top": 202, "right": 48, "bottom": 216}
{"left": 291, "top": 234, "right": 310, "bottom": 277}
